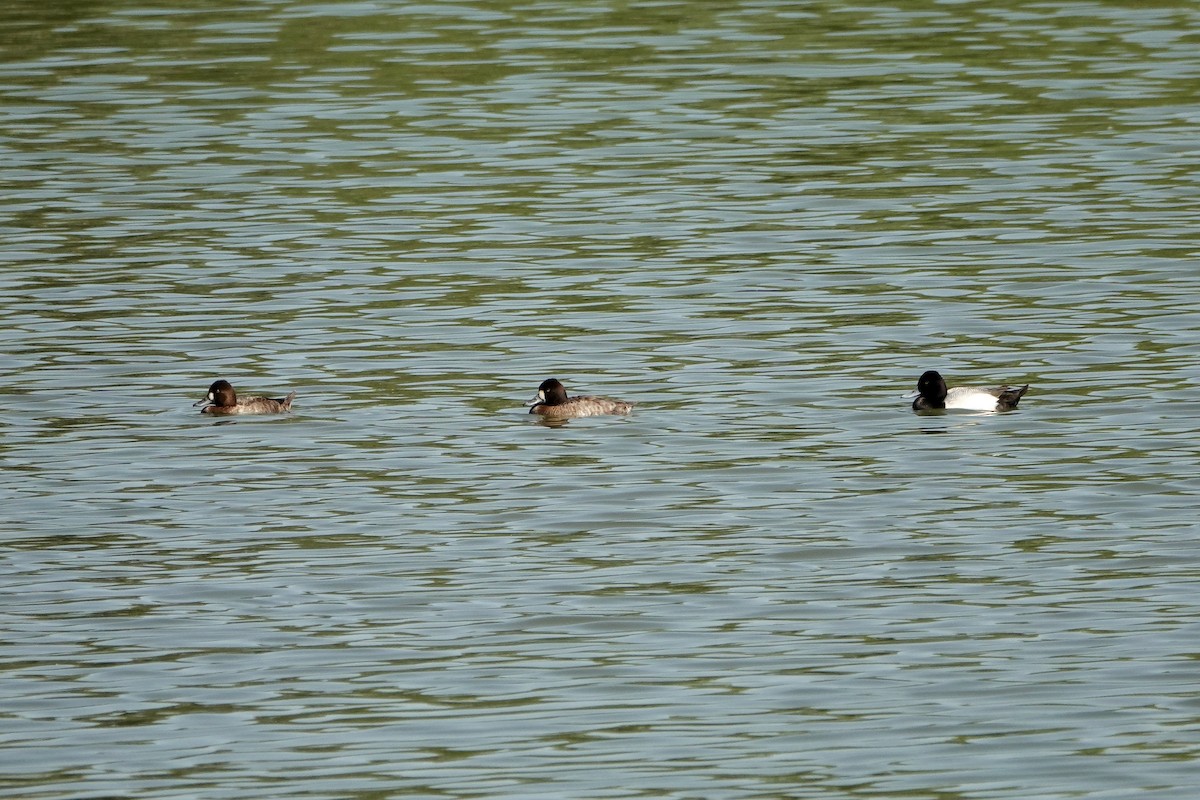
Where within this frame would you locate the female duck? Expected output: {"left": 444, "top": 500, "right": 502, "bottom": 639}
{"left": 911, "top": 370, "right": 1028, "bottom": 412}
{"left": 528, "top": 378, "right": 633, "bottom": 419}
{"left": 195, "top": 379, "right": 296, "bottom": 416}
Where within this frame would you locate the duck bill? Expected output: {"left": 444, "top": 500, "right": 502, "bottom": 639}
{"left": 193, "top": 393, "right": 213, "bottom": 407}
{"left": 527, "top": 390, "right": 545, "bottom": 407}
{"left": 902, "top": 389, "right": 919, "bottom": 399}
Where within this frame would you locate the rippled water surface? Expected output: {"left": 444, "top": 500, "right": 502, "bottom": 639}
{"left": 3, "top": 1, "right": 1200, "bottom": 798}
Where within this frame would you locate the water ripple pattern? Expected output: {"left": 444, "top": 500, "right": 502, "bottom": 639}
{"left": 2, "top": 2, "right": 1199, "bottom": 798}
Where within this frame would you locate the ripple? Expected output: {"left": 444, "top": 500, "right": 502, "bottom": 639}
{"left": 2, "top": 1, "right": 1200, "bottom": 798}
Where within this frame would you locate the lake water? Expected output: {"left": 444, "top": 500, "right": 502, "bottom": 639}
{"left": 2, "top": 1, "right": 1199, "bottom": 798}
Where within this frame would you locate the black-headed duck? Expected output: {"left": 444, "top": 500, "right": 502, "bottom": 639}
{"left": 911, "top": 370, "right": 1028, "bottom": 412}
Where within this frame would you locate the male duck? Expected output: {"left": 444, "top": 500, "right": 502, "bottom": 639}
{"left": 911, "top": 370, "right": 1028, "bottom": 412}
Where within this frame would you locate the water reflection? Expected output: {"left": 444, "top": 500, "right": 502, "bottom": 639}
{"left": 2, "top": 1, "right": 1199, "bottom": 798}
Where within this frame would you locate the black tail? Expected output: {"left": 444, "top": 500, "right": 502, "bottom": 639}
{"left": 997, "top": 385, "right": 1028, "bottom": 410}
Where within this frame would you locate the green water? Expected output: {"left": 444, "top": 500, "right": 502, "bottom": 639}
{"left": 2, "top": 1, "right": 1199, "bottom": 798}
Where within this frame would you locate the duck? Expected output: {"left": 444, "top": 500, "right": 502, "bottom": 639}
{"left": 528, "top": 378, "right": 633, "bottom": 419}
{"left": 911, "top": 370, "right": 1028, "bottom": 412}
{"left": 195, "top": 379, "right": 296, "bottom": 416}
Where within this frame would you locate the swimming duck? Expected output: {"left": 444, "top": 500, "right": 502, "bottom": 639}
{"left": 528, "top": 378, "right": 633, "bottom": 419}
{"left": 195, "top": 379, "right": 296, "bottom": 416}
{"left": 911, "top": 370, "right": 1028, "bottom": 412}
